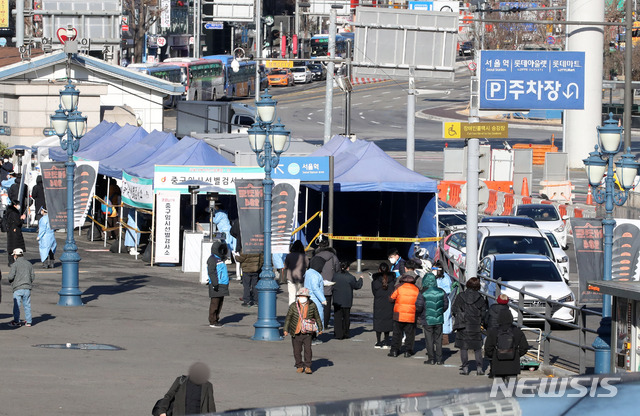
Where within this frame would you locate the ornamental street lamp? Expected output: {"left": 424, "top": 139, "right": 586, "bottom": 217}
{"left": 248, "top": 89, "right": 290, "bottom": 341}
{"left": 583, "top": 113, "right": 640, "bottom": 373}
{"left": 50, "top": 80, "right": 87, "bottom": 306}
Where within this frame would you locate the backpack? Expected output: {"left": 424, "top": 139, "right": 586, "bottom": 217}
{"left": 496, "top": 327, "right": 516, "bottom": 361}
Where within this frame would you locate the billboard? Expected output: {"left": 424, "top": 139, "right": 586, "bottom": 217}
{"left": 479, "top": 50, "right": 585, "bottom": 110}
{"left": 203, "top": 0, "right": 254, "bottom": 22}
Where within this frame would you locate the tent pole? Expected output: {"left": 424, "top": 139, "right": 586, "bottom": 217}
{"left": 150, "top": 194, "right": 156, "bottom": 267}
{"left": 304, "top": 186, "right": 309, "bottom": 236}
{"left": 104, "top": 177, "right": 110, "bottom": 248}
{"left": 328, "top": 156, "right": 334, "bottom": 248}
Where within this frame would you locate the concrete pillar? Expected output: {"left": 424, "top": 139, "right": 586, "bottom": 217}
{"left": 564, "top": 0, "right": 604, "bottom": 168}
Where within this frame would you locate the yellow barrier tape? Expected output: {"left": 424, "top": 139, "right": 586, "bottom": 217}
{"left": 325, "top": 234, "right": 441, "bottom": 243}
{"left": 306, "top": 230, "right": 322, "bottom": 251}
{"left": 292, "top": 210, "right": 322, "bottom": 235}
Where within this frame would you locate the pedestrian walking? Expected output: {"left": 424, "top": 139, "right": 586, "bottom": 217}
{"left": 153, "top": 362, "right": 216, "bottom": 416}
{"left": 331, "top": 261, "right": 363, "bottom": 340}
{"left": 284, "top": 240, "right": 308, "bottom": 305}
{"left": 207, "top": 241, "right": 229, "bottom": 328}
{"left": 6, "top": 200, "right": 25, "bottom": 267}
{"left": 8, "top": 248, "right": 35, "bottom": 327}
{"left": 37, "top": 208, "right": 56, "bottom": 268}
{"left": 235, "top": 250, "right": 262, "bottom": 307}
{"left": 484, "top": 309, "right": 529, "bottom": 382}
{"left": 312, "top": 239, "right": 340, "bottom": 328}
{"left": 419, "top": 272, "right": 449, "bottom": 365}
{"left": 388, "top": 274, "right": 424, "bottom": 357}
{"left": 283, "top": 287, "right": 323, "bottom": 374}
{"left": 371, "top": 262, "right": 396, "bottom": 349}
{"left": 452, "top": 277, "right": 488, "bottom": 375}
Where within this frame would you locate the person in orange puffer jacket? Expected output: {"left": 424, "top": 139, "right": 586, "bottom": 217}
{"left": 388, "top": 274, "right": 425, "bottom": 357}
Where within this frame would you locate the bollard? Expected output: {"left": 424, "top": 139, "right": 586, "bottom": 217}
{"left": 356, "top": 235, "right": 362, "bottom": 272}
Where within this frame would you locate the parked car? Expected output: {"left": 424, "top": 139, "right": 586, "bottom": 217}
{"left": 544, "top": 231, "right": 570, "bottom": 280}
{"left": 291, "top": 66, "right": 313, "bottom": 84}
{"left": 480, "top": 215, "right": 538, "bottom": 228}
{"left": 307, "top": 63, "right": 327, "bottom": 81}
{"left": 459, "top": 41, "right": 473, "bottom": 56}
{"left": 479, "top": 254, "right": 576, "bottom": 323}
{"left": 267, "top": 68, "right": 294, "bottom": 87}
{"left": 437, "top": 200, "right": 466, "bottom": 236}
{"left": 514, "top": 203, "right": 568, "bottom": 249}
{"left": 439, "top": 224, "right": 567, "bottom": 281}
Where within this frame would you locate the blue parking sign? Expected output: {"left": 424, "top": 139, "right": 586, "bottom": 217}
{"left": 479, "top": 50, "right": 585, "bottom": 110}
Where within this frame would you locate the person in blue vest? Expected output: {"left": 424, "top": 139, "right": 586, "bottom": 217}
{"left": 419, "top": 272, "right": 449, "bottom": 365}
{"left": 37, "top": 208, "right": 56, "bottom": 269}
{"left": 207, "top": 240, "right": 229, "bottom": 328}
{"left": 387, "top": 248, "right": 406, "bottom": 278}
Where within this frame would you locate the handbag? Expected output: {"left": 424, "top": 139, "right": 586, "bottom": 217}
{"left": 297, "top": 303, "right": 318, "bottom": 334}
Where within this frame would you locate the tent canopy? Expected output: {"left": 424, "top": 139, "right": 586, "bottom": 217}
{"left": 72, "top": 124, "right": 148, "bottom": 162}
{"left": 99, "top": 130, "right": 179, "bottom": 179}
{"left": 124, "top": 136, "right": 233, "bottom": 179}
{"left": 308, "top": 135, "right": 437, "bottom": 193}
{"left": 48, "top": 120, "right": 121, "bottom": 161}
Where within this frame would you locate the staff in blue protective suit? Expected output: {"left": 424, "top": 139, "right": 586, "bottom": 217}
{"left": 124, "top": 210, "right": 140, "bottom": 255}
{"left": 304, "top": 256, "right": 327, "bottom": 342}
{"left": 212, "top": 203, "right": 236, "bottom": 253}
{"left": 433, "top": 260, "right": 455, "bottom": 336}
{"left": 37, "top": 208, "right": 56, "bottom": 269}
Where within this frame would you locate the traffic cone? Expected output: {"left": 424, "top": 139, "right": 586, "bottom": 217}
{"left": 521, "top": 177, "right": 529, "bottom": 197}
{"left": 586, "top": 185, "right": 593, "bottom": 205}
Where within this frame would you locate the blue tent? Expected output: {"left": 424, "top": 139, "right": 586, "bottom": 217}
{"left": 124, "top": 136, "right": 233, "bottom": 180}
{"left": 99, "top": 130, "right": 179, "bottom": 179}
{"left": 49, "top": 120, "right": 121, "bottom": 161}
{"left": 307, "top": 135, "right": 438, "bottom": 258}
{"left": 71, "top": 124, "right": 148, "bottom": 162}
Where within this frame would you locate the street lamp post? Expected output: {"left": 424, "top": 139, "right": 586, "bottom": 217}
{"left": 50, "top": 80, "right": 87, "bottom": 306}
{"left": 583, "top": 113, "right": 640, "bottom": 373}
{"left": 248, "top": 89, "right": 290, "bottom": 341}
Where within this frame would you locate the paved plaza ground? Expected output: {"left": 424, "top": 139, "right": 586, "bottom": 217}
{"left": 0, "top": 227, "right": 535, "bottom": 415}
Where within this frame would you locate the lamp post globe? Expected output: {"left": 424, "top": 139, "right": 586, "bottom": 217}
{"left": 597, "top": 113, "right": 623, "bottom": 154}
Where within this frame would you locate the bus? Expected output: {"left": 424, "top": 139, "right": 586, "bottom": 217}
{"left": 203, "top": 55, "right": 257, "bottom": 99}
{"left": 127, "top": 63, "right": 184, "bottom": 107}
{"left": 161, "top": 57, "right": 224, "bottom": 101}
{"left": 310, "top": 34, "right": 353, "bottom": 58}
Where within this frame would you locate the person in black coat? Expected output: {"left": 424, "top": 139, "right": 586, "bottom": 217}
{"left": 452, "top": 277, "right": 488, "bottom": 375}
{"left": 0, "top": 159, "right": 13, "bottom": 180}
{"left": 371, "top": 262, "right": 396, "bottom": 348}
{"left": 485, "top": 294, "right": 511, "bottom": 330}
{"left": 484, "top": 309, "right": 529, "bottom": 382}
{"left": 8, "top": 174, "right": 28, "bottom": 213}
{"left": 6, "top": 200, "right": 26, "bottom": 266}
{"left": 332, "top": 261, "right": 363, "bottom": 340}
{"left": 32, "top": 175, "right": 46, "bottom": 222}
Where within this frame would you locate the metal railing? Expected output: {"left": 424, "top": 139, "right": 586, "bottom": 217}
{"left": 479, "top": 275, "right": 601, "bottom": 374}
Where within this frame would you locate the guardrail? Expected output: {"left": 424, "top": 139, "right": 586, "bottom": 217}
{"left": 479, "top": 275, "right": 601, "bottom": 374}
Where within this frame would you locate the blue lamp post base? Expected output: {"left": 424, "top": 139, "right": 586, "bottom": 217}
{"left": 252, "top": 276, "right": 283, "bottom": 341}
{"left": 58, "top": 245, "right": 83, "bottom": 306}
{"left": 593, "top": 317, "right": 612, "bottom": 374}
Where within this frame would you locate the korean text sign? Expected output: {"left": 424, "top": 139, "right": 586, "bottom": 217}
{"left": 479, "top": 50, "right": 585, "bottom": 110}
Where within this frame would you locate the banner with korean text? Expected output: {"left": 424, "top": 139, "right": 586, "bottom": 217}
{"left": 155, "top": 191, "right": 181, "bottom": 264}
{"left": 153, "top": 165, "right": 264, "bottom": 194}
{"left": 235, "top": 179, "right": 264, "bottom": 254}
{"left": 571, "top": 218, "right": 603, "bottom": 305}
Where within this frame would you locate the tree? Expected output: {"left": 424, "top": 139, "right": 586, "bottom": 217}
{"left": 122, "top": 0, "right": 161, "bottom": 63}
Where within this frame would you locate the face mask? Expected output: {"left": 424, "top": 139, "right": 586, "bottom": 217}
{"left": 388, "top": 257, "right": 395, "bottom": 264}
{"left": 298, "top": 297, "right": 308, "bottom": 304}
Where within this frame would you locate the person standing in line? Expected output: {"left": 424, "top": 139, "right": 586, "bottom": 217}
{"left": 371, "top": 262, "right": 396, "bottom": 349}
{"left": 484, "top": 309, "right": 529, "bottom": 382}
{"left": 331, "top": 261, "right": 363, "bottom": 340}
{"left": 452, "top": 277, "right": 488, "bottom": 375}
{"left": 420, "top": 272, "right": 449, "bottom": 365}
{"left": 486, "top": 294, "right": 511, "bottom": 330}
{"left": 388, "top": 274, "right": 424, "bottom": 357}
{"left": 235, "top": 249, "right": 262, "bottom": 307}
{"left": 31, "top": 175, "right": 46, "bottom": 222}
{"left": 6, "top": 200, "right": 25, "bottom": 267}
{"left": 433, "top": 260, "right": 456, "bottom": 345}
{"left": 283, "top": 287, "right": 323, "bottom": 374}
{"left": 387, "top": 248, "right": 406, "bottom": 278}
{"left": 284, "top": 240, "right": 308, "bottom": 305}
{"left": 207, "top": 241, "right": 229, "bottom": 328}
{"left": 304, "top": 256, "right": 327, "bottom": 344}
{"left": 312, "top": 239, "right": 340, "bottom": 328}
{"left": 8, "top": 248, "right": 35, "bottom": 327}
{"left": 154, "top": 362, "right": 216, "bottom": 416}
{"left": 37, "top": 208, "right": 56, "bottom": 269}
{"left": 212, "top": 203, "right": 236, "bottom": 255}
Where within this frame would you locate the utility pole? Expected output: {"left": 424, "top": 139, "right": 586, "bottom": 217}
{"left": 193, "top": 0, "right": 201, "bottom": 58}
{"left": 465, "top": 72, "right": 480, "bottom": 282}
{"left": 254, "top": 0, "right": 262, "bottom": 97}
{"left": 344, "top": 39, "right": 352, "bottom": 136}
{"left": 406, "top": 67, "right": 416, "bottom": 171}
{"left": 323, "top": 7, "right": 338, "bottom": 143}
{"left": 624, "top": 0, "right": 632, "bottom": 149}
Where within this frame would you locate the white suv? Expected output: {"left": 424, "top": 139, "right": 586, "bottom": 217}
{"left": 514, "top": 203, "right": 569, "bottom": 249}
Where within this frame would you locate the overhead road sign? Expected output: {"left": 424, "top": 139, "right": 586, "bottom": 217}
{"left": 265, "top": 59, "right": 293, "bottom": 68}
{"left": 202, "top": 0, "right": 254, "bottom": 22}
{"left": 443, "top": 122, "right": 509, "bottom": 139}
{"left": 479, "top": 50, "right": 585, "bottom": 110}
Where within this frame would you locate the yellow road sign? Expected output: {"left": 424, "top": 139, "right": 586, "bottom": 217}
{"left": 265, "top": 60, "right": 293, "bottom": 68}
{"left": 443, "top": 122, "right": 509, "bottom": 139}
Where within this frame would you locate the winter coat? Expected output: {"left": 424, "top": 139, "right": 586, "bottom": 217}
{"left": 420, "top": 273, "right": 449, "bottom": 327}
{"left": 235, "top": 252, "right": 263, "bottom": 273}
{"left": 390, "top": 257, "right": 406, "bottom": 277}
{"left": 485, "top": 303, "right": 511, "bottom": 330}
{"left": 213, "top": 211, "right": 236, "bottom": 252}
{"left": 6, "top": 204, "right": 25, "bottom": 254}
{"left": 154, "top": 375, "right": 216, "bottom": 416}
{"left": 452, "top": 288, "right": 488, "bottom": 350}
{"left": 484, "top": 310, "right": 529, "bottom": 376}
{"left": 207, "top": 254, "right": 229, "bottom": 298}
{"left": 371, "top": 272, "right": 396, "bottom": 332}
{"left": 390, "top": 275, "right": 423, "bottom": 323}
{"left": 283, "top": 299, "right": 323, "bottom": 335}
{"left": 332, "top": 271, "right": 363, "bottom": 308}
{"left": 8, "top": 181, "right": 28, "bottom": 209}
{"left": 0, "top": 161, "right": 12, "bottom": 180}
{"left": 37, "top": 214, "right": 56, "bottom": 262}
{"left": 313, "top": 246, "right": 340, "bottom": 296}
{"left": 8, "top": 257, "right": 35, "bottom": 291}
{"left": 284, "top": 252, "right": 308, "bottom": 284}
{"left": 32, "top": 176, "right": 46, "bottom": 215}
{"left": 304, "top": 268, "right": 326, "bottom": 325}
